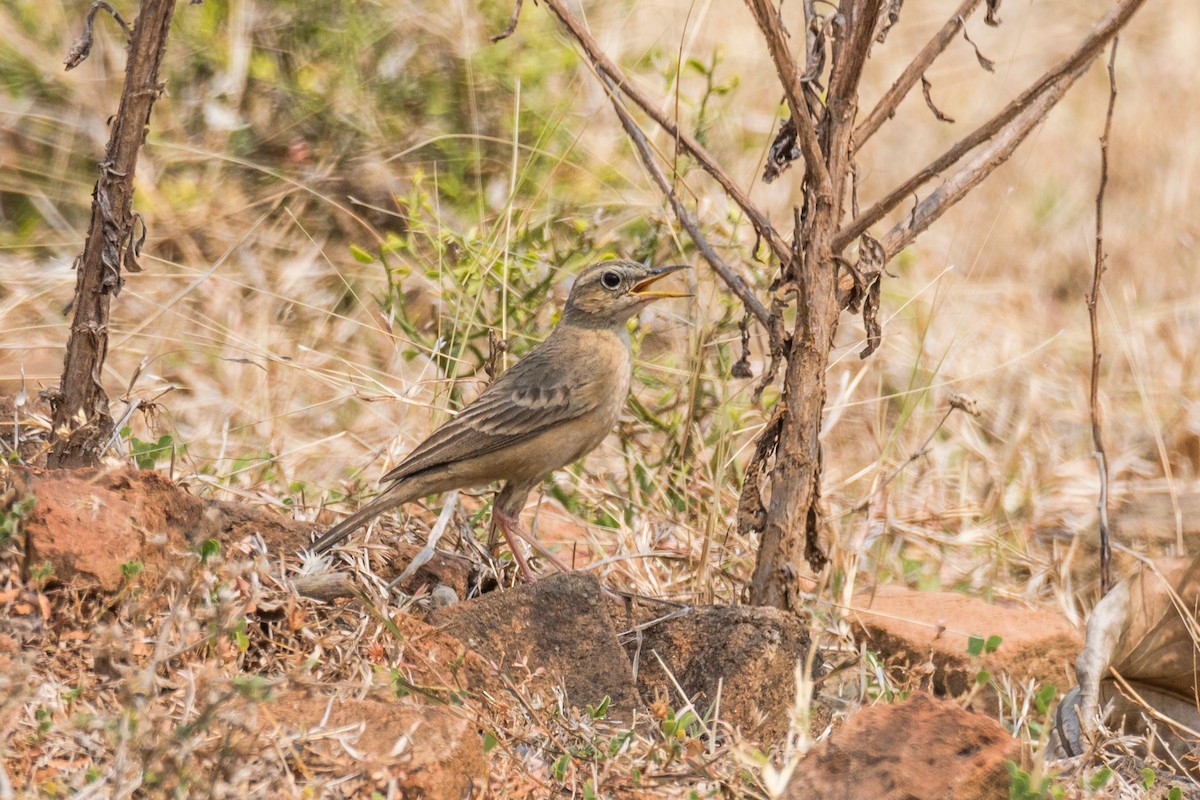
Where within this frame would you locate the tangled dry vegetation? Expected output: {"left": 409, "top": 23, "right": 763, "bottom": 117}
{"left": 4, "top": 0, "right": 1200, "bottom": 796}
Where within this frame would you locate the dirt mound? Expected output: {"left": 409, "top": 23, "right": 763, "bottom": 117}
{"left": 785, "top": 691, "right": 1017, "bottom": 800}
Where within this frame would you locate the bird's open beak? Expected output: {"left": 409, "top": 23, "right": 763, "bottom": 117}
{"left": 630, "top": 264, "right": 691, "bottom": 299}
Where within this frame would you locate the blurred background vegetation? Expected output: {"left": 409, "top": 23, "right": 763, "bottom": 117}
{"left": 3, "top": 0, "right": 1199, "bottom": 607}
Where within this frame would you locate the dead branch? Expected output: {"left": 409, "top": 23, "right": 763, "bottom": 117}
{"left": 836, "top": 0, "right": 1147, "bottom": 254}
{"left": 1092, "top": 40, "right": 1119, "bottom": 594}
{"left": 825, "top": 0, "right": 886, "bottom": 219}
{"left": 742, "top": 0, "right": 832, "bottom": 196}
{"left": 51, "top": 0, "right": 180, "bottom": 468}
{"left": 602, "top": 79, "right": 771, "bottom": 327}
{"left": 828, "top": 0, "right": 884, "bottom": 111}
{"left": 854, "top": 0, "right": 984, "bottom": 145}
{"left": 877, "top": 65, "right": 1080, "bottom": 258}
{"left": 539, "top": 0, "right": 791, "bottom": 267}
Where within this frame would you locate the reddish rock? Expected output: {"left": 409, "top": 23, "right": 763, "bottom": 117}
{"left": 265, "top": 690, "right": 485, "bottom": 798}
{"left": 12, "top": 468, "right": 471, "bottom": 597}
{"left": 631, "top": 604, "right": 814, "bottom": 742}
{"left": 784, "top": 691, "right": 1017, "bottom": 800}
{"left": 15, "top": 466, "right": 322, "bottom": 591}
{"left": 430, "top": 572, "right": 642, "bottom": 721}
{"left": 20, "top": 468, "right": 200, "bottom": 590}
{"left": 850, "top": 585, "right": 1079, "bottom": 703}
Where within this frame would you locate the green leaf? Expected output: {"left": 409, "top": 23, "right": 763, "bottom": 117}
{"left": 608, "top": 731, "right": 631, "bottom": 757}
{"left": 1141, "top": 768, "right": 1156, "bottom": 790}
{"left": 350, "top": 243, "right": 375, "bottom": 263}
{"left": 1087, "top": 766, "right": 1113, "bottom": 790}
{"left": 1034, "top": 684, "right": 1057, "bottom": 716}
{"left": 552, "top": 753, "right": 570, "bottom": 782}
{"left": 198, "top": 538, "right": 220, "bottom": 562}
{"left": 985, "top": 634, "right": 1003, "bottom": 654}
{"left": 587, "top": 695, "right": 611, "bottom": 719}
{"left": 482, "top": 731, "right": 498, "bottom": 753}
{"left": 967, "top": 635, "right": 985, "bottom": 656}
{"left": 1169, "top": 786, "right": 1183, "bottom": 800}
{"left": 975, "top": 669, "right": 991, "bottom": 686}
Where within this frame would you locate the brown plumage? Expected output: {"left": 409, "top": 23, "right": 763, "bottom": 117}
{"left": 306, "top": 259, "right": 689, "bottom": 579}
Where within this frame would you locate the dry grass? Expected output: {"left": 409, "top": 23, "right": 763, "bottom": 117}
{"left": 3, "top": 0, "right": 1200, "bottom": 795}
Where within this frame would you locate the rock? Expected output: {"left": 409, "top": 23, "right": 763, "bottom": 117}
{"left": 264, "top": 690, "right": 485, "bottom": 799}
{"left": 20, "top": 468, "right": 200, "bottom": 590}
{"left": 629, "top": 604, "right": 814, "bottom": 742}
{"left": 13, "top": 468, "right": 472, "bottom": 597}
{"left": 784, "top": 691, "right": 1017, "bottom": 800}
{"left": 430, "top": 572, "right": 642, "bottom": 721}
{"left": 849, "top": 585, "right": 1079, "bottom": 705}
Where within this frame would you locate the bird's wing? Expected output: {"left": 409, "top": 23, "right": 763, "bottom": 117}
{"left": 379, "top": 344, "right": 609, "bottom": 484}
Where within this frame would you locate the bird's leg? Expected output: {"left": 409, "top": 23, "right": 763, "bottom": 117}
{"left": 492, "top": 507, "right": 577, "bottom": 582}
{"left": 493, "top": 507, "right": 626, "bottom": 602}
{"left": 492, "top": 507, "right": 538, "bottom": 583}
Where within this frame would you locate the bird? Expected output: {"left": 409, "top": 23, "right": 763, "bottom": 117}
{"left": 306, "top": 259, "right": 690, "bottom": 581}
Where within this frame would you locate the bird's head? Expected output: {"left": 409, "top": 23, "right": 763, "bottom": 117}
{"left": 561, "top": 260, "right": 690, "bottom": 327}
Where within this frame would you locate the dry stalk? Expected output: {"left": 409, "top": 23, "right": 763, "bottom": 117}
{"left": 600, "top": 77, "right": 771, "bottom": 327}
{"left": 1092, "top": 41, "right": 1119, "bottom": 595}
{"left": 50, "top": 0, "right": 180, "bottom": 467}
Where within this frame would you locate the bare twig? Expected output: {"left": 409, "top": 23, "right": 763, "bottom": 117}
{"left": 854, "top": 0, "right": 984, "bottom": 145}
{"left": 490, "top": 0, "right": 524, "bottom": 42}
{"left": 850, "top": 394, "right": 980, "bottom": 514}
{"left": 876, "top": 68, "right": 1077, "bottom": 258}
{"left": 742, "top": 0, "right": 832, "bottom": 197}
{"left": 1092, "top": 40, "right": 1119, "bottom": 595}
{"left": 836, "top": 0, "right": 1147, "bottom": 254}
{"left": 603, "top": 78, "right": 771, "bottom": 327}
{"left": 540, "top": 0, "right": 790, "bottom": 266}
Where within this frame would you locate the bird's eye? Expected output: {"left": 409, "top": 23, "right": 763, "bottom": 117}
{"left": 600, "top": 271, "right": 622, "bottom": 290}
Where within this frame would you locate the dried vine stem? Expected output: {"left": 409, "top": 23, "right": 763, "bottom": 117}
{"left": 539, "top": 0, "right": 790, "bottom": 268}
{"left": 1092, "top": 40, "right": 1119, "bottom": 595}
{"left": 64, "top": 1, "right": 133, "bottom": 70}
{"left": 837, "top": 0, "right": 1148, "bottom": 254}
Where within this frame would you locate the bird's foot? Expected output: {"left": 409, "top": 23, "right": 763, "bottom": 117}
{"left": 491, "top": 509, "right": 630, "bottom": 602}
{"left": 491, "top": 507, "right": 540, "bottom": 583}
{"left": 491, "top": 508, "right": 580, "bottom": 580}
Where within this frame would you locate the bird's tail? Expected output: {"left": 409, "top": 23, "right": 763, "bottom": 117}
{"left": 305, "top": 487, "right": 405, "bottom": 554}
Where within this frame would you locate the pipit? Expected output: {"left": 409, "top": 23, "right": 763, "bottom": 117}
{"left": 307, "top": 260, "right": 690, "bottom": 580}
